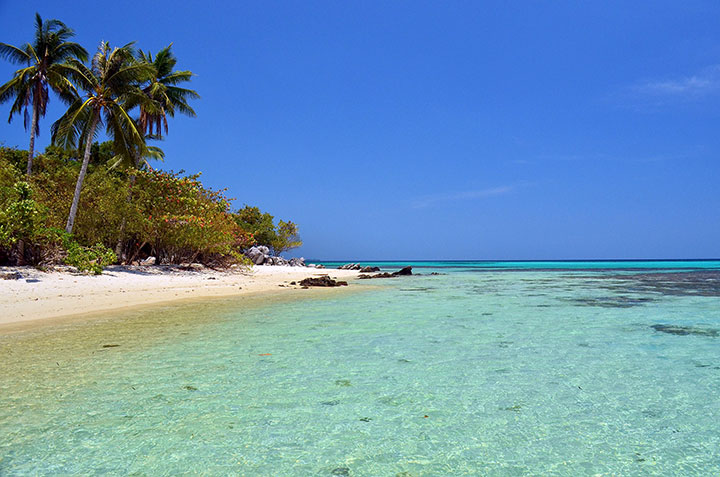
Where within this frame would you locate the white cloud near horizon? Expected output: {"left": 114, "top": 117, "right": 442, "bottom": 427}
{"left": 633, "top": 65, "right": 720, "bottom": 98}
{"left": 411, "top": 185, "right": 516, "bottom": 209}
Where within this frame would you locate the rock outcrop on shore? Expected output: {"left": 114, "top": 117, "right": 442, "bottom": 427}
{"left": 298, "top": 275, "right": 348, "bottom": 287}
{"left": 338, "top": 263, "right": 380, "bottom": 272}
{"left": 243, "top": 246, "right": 323, "bottom": 268}
{"left": 358, "top": 266, "right": 413, "bottom": 279}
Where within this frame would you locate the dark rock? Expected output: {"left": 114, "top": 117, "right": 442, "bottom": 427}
{"left": 395, "top": 266, "right": 412, "bottom": 276}
{"left": 358, "top": 267, "right": 413, "bottom": 279}
{"left": 360, "top": 266, "right": 380, "bottom": 272}
{"left": 299, "top": 275, "right": 348, "bottom": 287}
{"left": 331, "top": 467, "right": 350, "bottom": 476}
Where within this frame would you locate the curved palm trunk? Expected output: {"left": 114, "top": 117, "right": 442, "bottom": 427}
{"left": 26, "top": 103, "right": 38, "bottom": 176}
{"left": 65, "top": 110, "right": 100, "bottom": 234}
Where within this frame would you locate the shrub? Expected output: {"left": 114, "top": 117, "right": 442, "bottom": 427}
{"left": 234, "top": 206, "right": 302, "bottom": 255}
{"left": 61, "top": 234, "right": 117, "bottom": 274}
{"left": 128, "top": 169, "right": 254, "bottom": 264}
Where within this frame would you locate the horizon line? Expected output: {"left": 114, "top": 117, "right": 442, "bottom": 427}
{"left": 307, "top": 258, "right": 720, "bottom": 263}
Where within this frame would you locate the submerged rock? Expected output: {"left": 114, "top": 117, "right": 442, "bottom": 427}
{"left": 651, "top": 324, "right": 719, "bottom": 337}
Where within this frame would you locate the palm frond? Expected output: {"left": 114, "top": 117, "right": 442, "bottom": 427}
{"left": 106, "top": 62, "right": 155, "bottom": 90}
{"left": 53, "top": 42, "right": 88, "bottom": 63}
{"left": 0, "top": 42, "right": 31, "bottom": 64}
{"left": 0, "top": 75, "right": 24, "bottom": 104}
{"left": 161, "top": 70, "right": 195, "bottom": 85}
{"left": 51, "top": 97, "right": 94, "bottom": 149}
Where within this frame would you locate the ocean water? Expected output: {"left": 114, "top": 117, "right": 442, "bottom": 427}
{"left": 1, "top": 261, "right": 720, "bottom": 475}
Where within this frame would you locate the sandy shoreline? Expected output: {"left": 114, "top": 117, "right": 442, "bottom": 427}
{"left": 0, "top": 265, "right": 360, "bottom": 330}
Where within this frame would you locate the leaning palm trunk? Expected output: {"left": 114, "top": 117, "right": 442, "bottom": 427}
{"left": 65, "top": 110, "right": 100, "bottom": 234}
{"left": 27, "top": 101, "right": 38, "bottom": 176}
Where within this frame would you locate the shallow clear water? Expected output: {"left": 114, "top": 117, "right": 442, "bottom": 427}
{"left": 2, "top": 263, "right": 720, "bottom": 475}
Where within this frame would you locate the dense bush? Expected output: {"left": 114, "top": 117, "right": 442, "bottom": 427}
{"left": 60, "top": 233, "right": 116, "bottom": 275}
{"left": 234, "top": 205, "right": 302, "bottom": 255}
{"left": 127, "top": 169, "right": 255, "bottom": 265}
{"left": 0, "top": 144, "right": 292, "bottom": 271}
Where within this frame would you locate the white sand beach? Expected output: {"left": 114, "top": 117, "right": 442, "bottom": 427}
{"left": 0, "top": 265, "right": 359, "bottom": 329}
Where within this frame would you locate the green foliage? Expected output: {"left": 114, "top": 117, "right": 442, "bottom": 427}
{"left": 130, "top": 169, "right": 254, "bottom": 264}
{"left": 0, "top": 178, "right": 116, "bottom": 273}
{"left": 0, "top": 16, "right": 298, "bottom": 268}
{"left": 61, "top": 234, "right": 116, "bottom": 274}
{"left": 0, "top": 146, "right": 28, "bottom": 175}
{"left": 234, "top": 205, "right": 303, "bottom": 255}
{"left": 234, "top": 205, "right": 275, "bottom": 246}
{"left": 271, "top": 220, "right": 302, "bottom": 255}
{"left": 0, "top": 182, "right": 45, "bottom": 247}
{"left": 0, "top": 145, "right": 299, "bottom": 268}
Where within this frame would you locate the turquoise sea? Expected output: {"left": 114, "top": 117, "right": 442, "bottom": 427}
{"left": 2, "top": 260, "right": 720, "bottom": 475}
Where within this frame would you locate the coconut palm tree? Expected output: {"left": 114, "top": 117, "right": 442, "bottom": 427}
{"left": 51, "top": 41, "right": 154, "bottom": 234}
{"left": 136, "top": 44, "right": 199, "bottom": 139}
{"left": 113, "top": 45, "right": 198, "bottom": 259}
{"left": 0, "top": 13, "right": 87, "bottom": 175}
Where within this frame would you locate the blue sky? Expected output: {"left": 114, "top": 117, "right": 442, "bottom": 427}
{"left": 1, "top": 1, "right": 719, "bottom": 260}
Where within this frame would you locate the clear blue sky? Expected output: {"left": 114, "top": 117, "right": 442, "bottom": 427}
{"left": 1, "top": 1, "right": 719, "bottom": 260}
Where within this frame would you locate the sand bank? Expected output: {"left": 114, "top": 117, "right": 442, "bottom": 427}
{"left": 0, "top": 265, "right": 359, "bottom": 329}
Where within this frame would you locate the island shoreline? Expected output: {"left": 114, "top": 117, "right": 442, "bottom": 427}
{"left": 0, "top": 265, "right": 361, "bottom": 333}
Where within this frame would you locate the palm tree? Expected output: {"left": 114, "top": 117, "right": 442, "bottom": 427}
{"left": 0, "top": 13, "right": 87, "bottom": 175}
{"left": 113, "top": 45, "right": 198, "bottom": 259}
{"left": 136, "top": 44, "right": 199, "bottom": 140}
{"left": 52, "top": 41, "right": 154, "bottom": 234}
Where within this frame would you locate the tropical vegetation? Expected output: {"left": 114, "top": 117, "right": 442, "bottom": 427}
{"left": 0, "top": 14, "right": 302, "bottom": 272}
